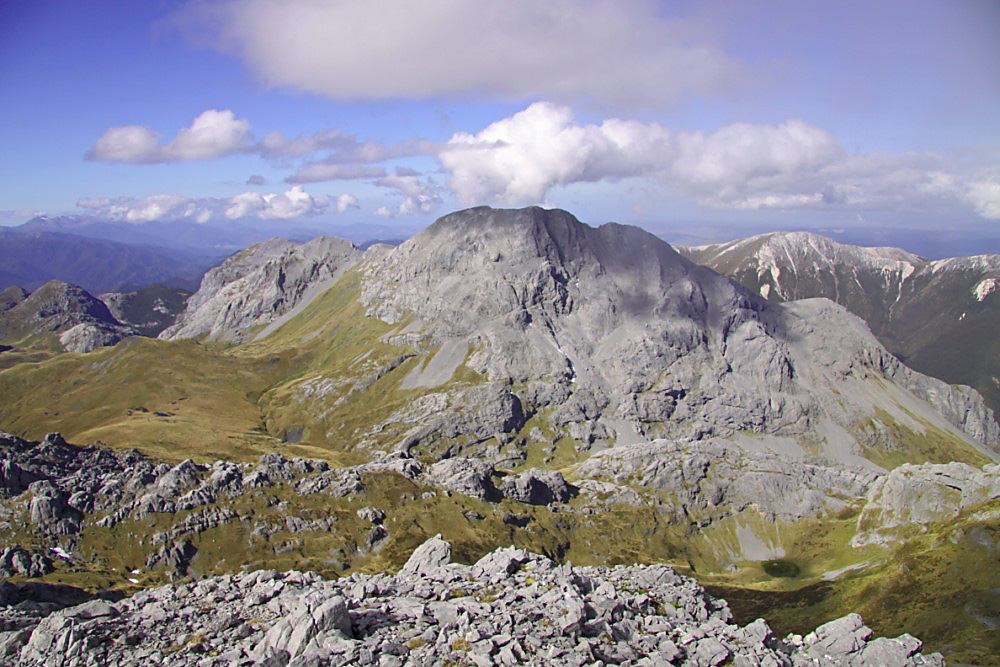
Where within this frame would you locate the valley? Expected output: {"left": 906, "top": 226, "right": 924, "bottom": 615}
{"left": 1, "top": 206, "right": 998, "bottom": 664}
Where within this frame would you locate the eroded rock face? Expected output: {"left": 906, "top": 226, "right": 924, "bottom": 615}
{"left": 160, "top": 236, "right": 362, "bottom": 342}
{"left": 0, "top": 547, "right": 53, "bottom": 579}
{"left": 0, "top": 281, "right": 134, "bottom": 353}
{"left": 575, "top": 438, "right": 879, "bottom": 524}
{"left": 355, "top": 207, "right": 998, "bottom": 461}
{"left": 853, "top": 462, "right": 1000, "bottom": 545}
{"left": 4, "top": 537, "right": 943, "bottom": 667}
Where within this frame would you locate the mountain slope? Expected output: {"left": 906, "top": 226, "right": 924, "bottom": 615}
{"left": 2, "top": 207, "right": 998, "bottom": 661}
{"left": 0, "top": 281, "right": 135, "bottom": 353}
{"left": 679, "top": 232, "right": 1000, "bottom": 416}
{"left": 240, "top": 207, "right": 996, "bottom": 470}
{"left": 99, "top": 285, "right": 192, "bottom": 337}
{"left": 2, "top": 208, "right": 994, "bottom": 469}
{"left": 160, "top": 236, "right": 362, "bottom": 342}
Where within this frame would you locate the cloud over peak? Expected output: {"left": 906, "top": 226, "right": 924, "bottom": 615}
{"left": 439, "top": 102, "right": 1000, "bottom": 219}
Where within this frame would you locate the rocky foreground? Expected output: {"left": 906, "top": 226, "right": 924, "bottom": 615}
{"left": 2, "top": 535, "right": 941, "bottom": 666}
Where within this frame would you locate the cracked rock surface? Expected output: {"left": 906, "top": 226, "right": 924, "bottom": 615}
{"left": 6, "top": 536, "right": 943, "bottom": 667}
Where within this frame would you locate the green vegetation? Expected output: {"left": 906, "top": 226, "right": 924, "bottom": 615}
{"left": 0, "top": 268, "right": 487, "bottom": 463}
{"left": 856, "top": 407, "right": 991, "bottom": 469}
{"left": 710, "top": 499, "right": 1000, "bottom": 665}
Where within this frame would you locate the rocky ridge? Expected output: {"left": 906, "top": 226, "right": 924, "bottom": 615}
{"left": 0, "top": 281, "right": 135, "bottom": 353}
{"left": 160, "top": 236, "right": 362, "bottom": 342}
{"left": 350, "top": 207, "right": 997, "bottom": 461}
{"left": 1, "top": 430, "right": 997, "bottom": 661}
{"left": 678, "top": 231, "right": 1000, "bottom": 417}
{"left": 4, "top": 535, "right": 944, "bottom": 667}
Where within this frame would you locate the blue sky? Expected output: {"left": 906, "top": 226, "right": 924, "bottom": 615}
{"left": 1, "top": 0, "right": 998, "bottom": 236}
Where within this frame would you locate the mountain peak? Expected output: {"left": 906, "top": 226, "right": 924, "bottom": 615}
{"left": 401, "top": 206, "right": 692, "bottom": 291}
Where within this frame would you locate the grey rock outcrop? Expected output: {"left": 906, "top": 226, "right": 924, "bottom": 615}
{"left": 0, "top": 281, "right": 134, "bottom": 353}
{"left": 424, "top": 458, "right": 500, "bottom": 501}
{"left": 575, "top": 437, "right": 879, "bottom": 525}
{"left": 681, "top": 230, "right": 1000, "bottom": 423}
{"left": 354, "top": 207, "right": 997, "bottom": 465}
{"left": 0, "top": 547, "right": 53, "bottom": 579}
{"left": 160, "top": 236, "right": 361, "bottom": 342}
{"left": 853, "top": 462, "right": 1000, "bottom": 545}
{"left": 499, "top": 468, "right": 574, "bottom": 505}
{"left": 6, "top": 537, "right": 943, "bottom": 667}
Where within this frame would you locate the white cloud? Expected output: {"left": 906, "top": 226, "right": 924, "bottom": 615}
{"left": 176, "top": 0, "right": 749, "bottom": 109}
{"left": 76, "top": 197, "right": 111, "bottom": 209}
{"left": 0, "top": 208, "right": 45, "bottom": 220}
{"left": 76, "top": 186, "right": 329, "bottom": 223}
{"left": 87, "top": 110, "right": 253, "bottom": 163}
{"left": 438, "top": 102, "right": 1000, "bottom": 220}
{"left": 966, "top": 177, "right": 1000, "bottom": 219}
{"left": 335, "top": 194, "right": 359, "bottom": 213}
{"left": 223, "top": 185, "right": 327, "bottom": 219}
{"left": 374, "top": 206, "right": 392, "bottom": 218}
{"left": 121, "top": 195, "right": 190, "bottom": 222}
{"left": 256, "top": 129, "right": 356, "bottom": 159}
{"left": 376, "top": 171, "right": 443, "bottom": 216}
{"left": 441, "top": 102, "right": 674, "bottom": 205}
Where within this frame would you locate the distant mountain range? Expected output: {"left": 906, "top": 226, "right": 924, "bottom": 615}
{"left": 0, "top": 228, "right": 210, "bottom": 293}
{"left": 679, "top": 232, "right": 1000, "bottom": 417}
{"left": 15, "top": 214, "right": 419, "bottom": 256}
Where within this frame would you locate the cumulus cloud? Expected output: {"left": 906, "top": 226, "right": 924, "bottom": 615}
{"left": 86, "top": 110, "right": 253, "bottom": 163}
{"left": 441, "top": 102, "right": 673, "bottom": 204}
{"left": 376, "top": 170, "right": 443, "bottom": 216}
{"left": 438, "top": 102, "right": 1000, "bottom": 220}
{"left": 223, "top": 185, "right": 327, "bottom": 219}
{"left": 966, "top": 177, "right": 1000, "bottom": 219}
{"left": 335, "top": 194, "right": 359, "bottom": 213}
{"left": 76, "top": 186, "right": 330, "bottom": 223}
{"left": 0, "top": 208, "right": 44, "bottom": 220}
{"left": 175, "top": 0, "right": 749, "bottom": 109}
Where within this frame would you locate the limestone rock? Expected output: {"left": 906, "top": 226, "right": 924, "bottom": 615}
{"left": 400, "top": 534, "right": 451, "bottom": 577}
{"left": 355, "top": 207, "right": 997, "bottom": 464}
{"left": 0, "top": 281, "right": 134, "bottom": 352}
{"left": 160, "top": 236, "right": 361, "bottom": 342}
{"left": 499, "top": 468, "right": 574, "bottom": 505}
{"left": 854, "top": 462, "right": 1000, "bottom": 545}
{"left": 6, "top": 539, "right": 945, "bottom": 667}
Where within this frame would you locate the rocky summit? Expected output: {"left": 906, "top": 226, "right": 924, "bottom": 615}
{"left": 5, "top": 535, "right": 943, "bottom": 667}
{"left": 2, "top": 207, "right": 1000, "bottom": 664}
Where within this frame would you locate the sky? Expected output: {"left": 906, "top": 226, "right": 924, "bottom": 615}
{"left": 1, "top": 0, "right": 999, "bottom": 239}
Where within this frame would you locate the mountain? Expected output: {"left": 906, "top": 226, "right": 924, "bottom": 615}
{"left": 0, "top": 280, "right": 135, "bottom": 353}
{"left": 160, "top": 236, "right": 361, "bottom": 342}
{"left": 0, "top": 228, "right": 210, "bottom": 293}
{"left": 678, "top": 231, "right": 1000, "bottom": 416}
{"left": 99, "top": 285, "right": 192, "bottom": 338}
{"left": 1, "top": 207, "right": 998, "bottom": 661}
{"left": 17, "top": 214, "right": 421, "bottom": 257}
